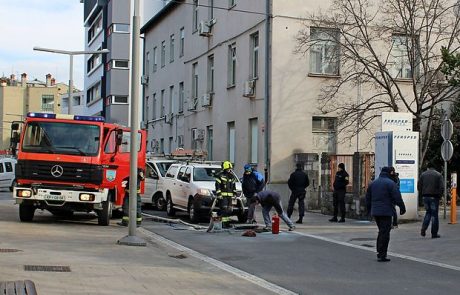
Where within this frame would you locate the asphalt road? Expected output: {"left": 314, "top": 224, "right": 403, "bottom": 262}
{"left": 141, "top": 207, "right": 459, "bottom": 295}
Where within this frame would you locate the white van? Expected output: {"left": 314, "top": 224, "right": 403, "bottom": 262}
{"left": 141, "top": 158, "right": 176, "bottom": 210}
{"left": 0, "top": 157, "right": 17, "bottom": 191}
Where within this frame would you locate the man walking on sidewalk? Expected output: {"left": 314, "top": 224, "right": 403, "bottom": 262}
{"left": 287, "top": 163, "right": 310, "bottom": 224}
{"left": 366, "top": 167, "right": 406, "bottom": 262}
{"left": 418, "top": 162, "right": 443, "bottom": 239}
{"left": 329, "top": 163, "right": 349, "bottom": 223}
{"left": 254, "top": 190, "right": 295, "bottom": 231}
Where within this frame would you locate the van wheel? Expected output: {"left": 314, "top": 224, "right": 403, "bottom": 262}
{"left": 9, "top": 180, "right": 17, "bottom": 192}
{"left": 166, "top": 195, "right": 175, "bottom": 217}
{"left": 97, "top": 200, "right": 112, "bottom": 226}
{"left": 19, "top": 203, "right": 35, "bottom": 222}
{"left": 155, "top": 193, "right": 167, "bottom": 211}
{"left": 188, "top": 198, "right": 200, "bottom": 223}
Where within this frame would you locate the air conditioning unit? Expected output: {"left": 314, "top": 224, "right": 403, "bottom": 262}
{"left": 198, "top": 20, "right": 211, "bottom": 37}
{"left": 193, "top": 129, "right": 205, "bottom": 141}
{"left": 243, "top": 80, "right": 256, "bottom": 97}
{"left": 164, "top": 113, "right": 173, "bottom": 124}
{"left": 201, "top": 93, "right": 213, "bottom": 107}
{"left": 141, "top": 75, "right": 149, "bottom": 85}
{"left": 188, "top": 98, "right": 198, "bottom": 111}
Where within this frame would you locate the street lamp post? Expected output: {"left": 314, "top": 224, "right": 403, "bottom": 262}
{"left": 33, "top": 47, "right": 109, "bottom": 115}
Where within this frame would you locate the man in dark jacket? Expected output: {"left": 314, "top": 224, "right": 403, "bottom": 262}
{"left": 254, "top": 190, "right": 295, "bottom": 231}
{"left": 329, "top": 163, "right": 349, "bottom": 223}
{"left": 366, "top": 167, "right": 406, "bottom": 262}
{"left": 287, "top": 163, "right": 310, "bottom": 224}
{"left": 418, "top": 162, "right": 444, "bottom": 238}
{"left": 242, "top": 164, "right": 265, "bottom": 223}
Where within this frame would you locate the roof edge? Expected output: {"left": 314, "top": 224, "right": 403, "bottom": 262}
{"left": 141, "top": 0, "right": 183, "bottom": 34}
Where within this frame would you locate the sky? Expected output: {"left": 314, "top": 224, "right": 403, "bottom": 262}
{"left": 0, "top": 0, "right": 85, "bottom": 89}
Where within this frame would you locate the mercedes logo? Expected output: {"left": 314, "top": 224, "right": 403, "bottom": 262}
{"left": 50, "top": 165, "right": 64, "bottom": 178}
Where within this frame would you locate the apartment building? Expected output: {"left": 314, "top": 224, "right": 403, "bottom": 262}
{"left": 142, "top": 0, "right": 423, "bottom": 195}
{"left": 82, "top": 0, "right": 131, "bottom": 125}
{"left": 0, "top": 73, "right": 63, "bottom": 149}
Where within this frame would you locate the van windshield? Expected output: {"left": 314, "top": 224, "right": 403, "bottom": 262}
{"left": 193, "top": 167, "right": 221, "bottom": 181}
{"left": 157, "top": 162, "right": 174, "bottom": 177}
{"left": 22, "top": 122, "right": 101, "bottom": 156}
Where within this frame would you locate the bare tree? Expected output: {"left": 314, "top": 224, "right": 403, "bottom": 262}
{"left": 296, "top": 0, "right": 460, "bottom": 163}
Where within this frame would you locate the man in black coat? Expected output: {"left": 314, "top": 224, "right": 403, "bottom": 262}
{"left": 366, "top": 167, "right": 406, "bottom": 262}
{"left": 287, "top": 163, "right": 310, "bottom": 224}
{"left": 329, "top": 163, "right": 349, "bottom": 223}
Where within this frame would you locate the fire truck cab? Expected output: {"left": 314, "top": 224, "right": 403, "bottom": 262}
{"left": 11, "top": 112, "right": 146, "bottom": 226}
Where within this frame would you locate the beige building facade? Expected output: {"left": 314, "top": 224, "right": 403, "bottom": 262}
{"left": 141, "top": 0, "right": 422, "bottom": 196}
{"left": 0, "top": 73, "right": 63, "bottom": 150}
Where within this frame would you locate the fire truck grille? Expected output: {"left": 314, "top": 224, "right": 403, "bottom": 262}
{"left": 16, "top": 160, "right": 103, "bottom": 184}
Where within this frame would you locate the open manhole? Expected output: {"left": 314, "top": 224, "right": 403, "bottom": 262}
{"left": 349, "top": 237, "right": 374, "bottom": 242}
{"left": 24, "top": 265, "right": 71, "bottom": 272}
{"left": 0, "top": 248, "right": 22, "bottom": 253}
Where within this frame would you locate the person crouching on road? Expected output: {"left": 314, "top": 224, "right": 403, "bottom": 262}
{"left": 215, "top": 161, "right": 238, "bottom": 228}
{"left": 242, "top": 164, "right": 265, "bottom": 224}
{"left": 287, "top": 163, "right": 310, "bottom": 224}
{"left": 118, "top": 169, "right": 145, "bottom": 227}
{"left": 366, "top": 166, "right": 406, "bottom": 262}
{"left": 254, "top": 190, "right": 295, "bottom": 231}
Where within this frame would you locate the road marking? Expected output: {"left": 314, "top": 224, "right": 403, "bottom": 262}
{"left": 138, "top": 228, "right": 298, "bottom": 295}
{"left": 294, "top": 231, "right": 460, "bottom": 272}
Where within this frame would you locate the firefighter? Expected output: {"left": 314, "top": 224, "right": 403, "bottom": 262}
{"left": 215, "top": 161, "right": 238, "bottom": 228}
{"left": 118, "top": 169, "right": 145, "bottom": 227}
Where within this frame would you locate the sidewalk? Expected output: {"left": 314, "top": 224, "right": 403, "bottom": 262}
{"left": 0, "top": 199, "right": 270, "bottom": 295}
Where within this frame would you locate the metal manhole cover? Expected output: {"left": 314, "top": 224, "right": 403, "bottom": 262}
{"left": 361, "top": 244, "right": 375, "bottom": 248}
{"left": 24, "top": 265, "right": 71, "bottom": 272}
{"left": 349, "top": 237, "right": 374, "bottom": 242}
{"left": 0, "top": 249, "right": 22, "bottom": 253}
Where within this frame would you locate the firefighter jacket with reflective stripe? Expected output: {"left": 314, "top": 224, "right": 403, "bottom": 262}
{"left": 124, "top": 169, "right": 145, "bottom": 193}
{"left": 215, "top": 171, "right": 237, "bottom": 198}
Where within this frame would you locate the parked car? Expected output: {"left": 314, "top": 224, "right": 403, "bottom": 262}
{"left": 163, "top": 162, "right": 248, "bottom": 223}
{"left": 0, "top": 157, "right": 17, "bottom": 192}
{"left": 141, "top": 158, "right": 177, "bottom": 210}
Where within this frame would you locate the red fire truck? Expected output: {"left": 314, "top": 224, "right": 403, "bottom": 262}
{"left": 10, "top": 112, "right": 147, "bottom": 226}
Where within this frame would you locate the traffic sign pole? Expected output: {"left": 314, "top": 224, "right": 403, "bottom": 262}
{"left": 441, "top": 119, "right": 454, "bottom": 220}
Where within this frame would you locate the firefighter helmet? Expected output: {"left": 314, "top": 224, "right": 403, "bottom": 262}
{"left": 222, "top": 161, "right": 233, "bottom": 170}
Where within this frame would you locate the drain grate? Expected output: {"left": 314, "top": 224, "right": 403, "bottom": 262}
{"left": 0, "top": 248, "right": 22, "bottom": 253}
{"left": 24, "top": 265, "right": 71, "bottom": 272}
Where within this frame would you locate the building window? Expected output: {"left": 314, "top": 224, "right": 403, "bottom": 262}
{"left": 249, "top": 118, "right": 258, "bottom": 163}
{"left": 161, "top": 41, "right": 166, "bottom": 68}
{"left": 228, "top": 0, "right": 236, "bottom": 8}
{"left": 170, "top": 34, "right": 175, "bottom": 63}
{"left": 312, "top": 117, "right": 337, "bottom": 132}
{"left": 179, "top": 82, "right": 184, "bottom": 113}
{"left": 228, "top": 43, "right": 237, "bottom": 87}
{"left": 160, "top": 138, "right": 164, "bottom": 154}
{"left": 87, "top": 52, "right": 102, "bottom": 73}
{"left": 193, "top": 0, "right": 199, "bottom": 32}
{"left": 111, "top": 95, "right": 128, "bottom": 104}
{"left": 390, "top": 35, "right": 419, "bottom": 79}
{"left": 228, "top": 122, "right": 235, "bottom": 163}
{"left": 169, "top": 137, "right": 174, "bottom": 154}
{"left": 146, "top": 51, "right": 150, "bottom": 74}
{"left": 153, "top": 46, "right": 158, "bottom": 72}
{"left": 250, "top": 32, "right": 259, "bottom": 79}
{"left": 146, "top": 96, "right": 149, "bottom": 123}
{"left": 207, "top": 125, "right": 213, "bottom": 160}
{"left": 207, "top": 55, "right": 214, "bottom": 93}
{"left": 169, "top": 85, "right": 174, "bottom": 114}
{"left": 152, "top": 93, "right": 157, "bottom": 120}
{"left": 180, "top": 27, "right": 185, "bottom": 57}
{"left": 41, "top": 94, "right": 54, "bottom": 112}
{"left": 73, "top": 95, "right": 81, "bottom": 106}
{"left": 160, "top": 89, "right": 165, "bottom": 117}
{"left": 107, "top": 23, "right": 129, "bottom": 36}
{"left": 88, "top": 15, "right": 102, "bottom": 43}
{"left": 191, "top": 128, "right": 198, "bottom": 150}
{"left": 192, "top": 62, "right": 198, "bottom": 107}
{"left": 109, "top": 60, "right": 129, "bottom": 69}
{"left": 87, "top": 82, "right": 101, "bottom": 104}
{"left": 309, "top": 27, "right": 340, "bottom": 75}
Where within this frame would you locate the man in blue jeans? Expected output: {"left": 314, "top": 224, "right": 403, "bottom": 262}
{"left": 418, "top": 162, "right": 444, "bottom": 238}
{"left": 254, "top": 190, "right": 295, "bottom": 231}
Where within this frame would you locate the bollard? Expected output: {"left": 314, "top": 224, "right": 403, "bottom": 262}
{"left": 271, "top": 213, "right": 280, "bottom": 234}
{"left": 450, "top": 172, "right": 457, "bottom": 225}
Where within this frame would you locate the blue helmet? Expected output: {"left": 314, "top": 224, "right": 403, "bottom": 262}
{"left": 244, "top": 164, "right": 252, "bottom": 173}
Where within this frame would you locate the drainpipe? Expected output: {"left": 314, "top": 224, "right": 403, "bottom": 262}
{"left": 264, "top": 0, "right": 271, "bottom": 182}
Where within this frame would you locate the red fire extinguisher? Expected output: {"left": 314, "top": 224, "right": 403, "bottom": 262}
{"left": 272, "top": 213, "right": 280, "bottom": 234}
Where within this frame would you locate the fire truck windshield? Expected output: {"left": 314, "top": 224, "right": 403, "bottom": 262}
{"left": 22, "top": 121, "right": 101, "bottom": 156}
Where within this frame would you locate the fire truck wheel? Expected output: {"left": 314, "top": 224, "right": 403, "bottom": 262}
{"left": 166, "top": 195, "right": 175, "bottom": 217}
{"left": 19, "top": 203, "right": 35, "bottom": 222}
{"left": 97, "top": 200, "right": 112, "bottom": 226}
